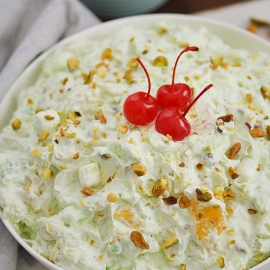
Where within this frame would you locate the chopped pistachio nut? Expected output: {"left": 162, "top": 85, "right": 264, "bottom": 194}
{"left": 124, "top": 69, "right": 134, "bottom": 83}
{"left": 223, "top": 189, "right": 234, "bottom": 200}
{"left": 44, "top": 115, "right": 55, "bottom": 120}
{"left": 81, "top": 188, "right": 92, "bottom": 196}
{"left": 60, "top": 165, "right": 66, "bottom": 170}
{"left": 228, "top": 142, "right": 241, "bottom": 159}
{"left": 217, "top": 114, "right": 234, "bottom": 122}
{"left": 95, "top": 112, "right": 107, "bottom": 124}
{"left": 248, "top": 209, "right": 257, "bottom": 214}
{"left": 180, "top": 264, "right": 186, "bottom": 270}
{"left": 196, "top": 188, "right": 212, "bottom": 202}
{"left": 73, "top": 119, "right": 81, "bottom": 125}
{"left": 228, "top": 167, "right": 239, "bottom": 179}
{"left": 42, "top": 167, "right": 53, "bottom": 179}
{"left": 249, "top": 128, "right": 266, "bottom": 138}
{"left": 67, "top": 133, "right": 76, "bottom": 138}
{"left": 179, "top": 195, "right": 190, "bottom": 208}
{"left": 68, "top": 111, "right": 77, "bottom": 121}
{"left": 11, "top": 119, "right": 22, "bottom": 130}
{"left": 157, "top": 27, "right": 167, "bottom": 35}
{"left": 153, "top": 56, "right": 168, "bottom": 67}
{"left": 266, "top": 125, "right": 270, "bottom": 140}
{"left": 101, "top": 48, "right": 113, "bottom": 60}
{"left": 73, "top": 152, "right": 79, "bottom": 159}
{"left": 107, "top": 192, "right": 118, "bottom": 203}
{"left": 261, "top": 86, "right": 270, "bottom": 100}
{"left": 119, "top": 125, "right": 128, "bottom": 134}
{"left": 196, "top": 163, "right": 204, "bottom": 170}
{"left": 39, "top": 131, "right": 49, "bottom": 142}
{"left": 84, "top": 70, "right": 96, "bottom": 85}
{"left": 152, "top": 178, "right": 167, "bottom": 198}
{"left": 127, "top": 58, "right": 138, "bottom": 68}
{"left": 246, "top": 93, "right": 253, "bottom": 103}
{"left": 216, "top": 256, "right": 225, "bottom": 268}
{"left": 32, "top": 149, "right": 42, "bottom": 157}
{"left": 163, "top": 237, "right": 178, "bottom": 249}
{"left": 67, "top": 59, "right": 80, "bottom": 69}
{"left": 131, "top": 163, "right": 147, "bottom": 176}
{"left": 130, "top": 231, "right": 149, "bottom": 250}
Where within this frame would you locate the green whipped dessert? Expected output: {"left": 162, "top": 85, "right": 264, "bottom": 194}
{"left": 0, "top": 20, "right": 270, "bottom": 270}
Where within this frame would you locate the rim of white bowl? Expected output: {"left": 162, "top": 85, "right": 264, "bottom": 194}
{"left": 1, "top": 13, "right": 270, "bottom": 270}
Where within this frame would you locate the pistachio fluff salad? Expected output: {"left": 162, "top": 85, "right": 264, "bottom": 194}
{"left": 1, "top": 20, "right": 270, "bottom": 270}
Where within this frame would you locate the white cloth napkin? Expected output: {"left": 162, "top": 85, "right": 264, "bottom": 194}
{"left": 0, "top": 0, "right": 100, "bottom": 269}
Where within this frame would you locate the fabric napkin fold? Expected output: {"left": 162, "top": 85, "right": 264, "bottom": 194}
{"left": 0, "top": 0, "right": 100, "bottom": 269}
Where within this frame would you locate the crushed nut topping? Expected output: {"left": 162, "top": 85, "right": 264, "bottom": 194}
{"left": 119, "top": 125, "right": 128, "bottom": 134}
{"left": 153, "top": 56, "right": 168, "bottom": 66}
{"left": 267, "top": 125, "right": 270, "bottom": 140}
{"left": 249, "top": 128, "right": 266, "bottom": 138}
{"left": 246, "top": 93, "right": 253, "bottom": 103}
{"left": 95, "top": 112, "right": 107, "bottom": 124}
{"left": 84, "top": 70, "right": 96, "bottom": 85}
{"left": 73, "top": 119, "right": 81, "bottom": 125}
{"left": 196, "top": 188, "right": 212, "bottom": 202}
{"left": 216, "top": 256, "right": 225, "bottom": 268}
{"left": 73, "top": 152, "right": 79, "bottom": 159}
{"left": 130, "top": 231, "right": 149, "bottom": 250}
{"left": 81, "top": 188, "right": 92, "bottom": 196}
{"left": 261, "top": 86, "right": 270, "bottom": 100}
{"left": 32, "top": 149, "right": 42, "bottom": 157}
{"left": 42, "top": 167, "right": 53, "bottom": 179}
{"left": 157, "top": 27, "right": 167, "bottom": 35}
{"left": 131, "top": 163, "right": 147, "bottom": 176}
{"left": 228, "top": 167, "right": 239, "bottom": 179}
{"left": 217, "top": 114, "right": 234, "bottom": 122}
{"left": 179, "top": 195, "right": 191, "bottom": 208}
{"left": 68, "top": 111, "right": 77, "bottom": 121}
{"left": 162, "top": 196, "right": 177, "bottom": 205}
{"left": 62, "top": 77, "right": 68, "bottom": 85}
{"left": 124, "top": 69, "right": 134, "bottom": 84}
{"left": 245, "top": 122, "right": 251, "bottom": 130}
{"left": 152, "top": 178, "right": 167, "bottom": 198}
{"left": 196, "top": 163, "right": 204, "bottom": 171}
{"left": 107, "top": 192, "right": 118, "bottom": 202}
{"left": 67, "top": 132, "right": 76, "bottom": 138}
{"left": 67, "top": 59, "right": 80, "bottom": 69}
{"left": 44, "top": 115, "right": 55, "bottom": 120}
{"left": 248, "top": 209, "right": 257, "bottom": 214}
{"left": 101, "top": 48, "right": 113, "bottom": 60}
{"left": 179, "top": 162, "right": 185, "bottom": 167}
{"left": 11, "top": 119, "right": 22, "bottom": 130}
{"left": 228, "top": 142, "right": 241, "bottom": 159}
{"left": 127, "top": 58, "right": 139, "bottom": 68}
{"left": 180, "top": 264, "right": 186, "bottom": 270}
{"left": 163, "top": 237, "right": 178, "bottom": 249}
{"left": 39, "top": 131, "right": 49, "bottom": 142}
{"left": 223, "top": 189, "right": 234, "bottom": 200}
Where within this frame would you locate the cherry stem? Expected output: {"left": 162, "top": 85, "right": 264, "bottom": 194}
{"left": 136, "top": 58, "right": 151, "bottom": 99}
{"left": 182, "top": 84, "right": 213, "bottom": 117}
{"left": 171, "top": 46, "right": 199, "bottom": 88}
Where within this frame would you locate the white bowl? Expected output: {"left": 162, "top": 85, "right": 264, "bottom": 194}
{"left": 79, "top": 0, "right": 169, "bottom": 19}
{"left": 1, "top": 14, "right": 270, "bottom": 270}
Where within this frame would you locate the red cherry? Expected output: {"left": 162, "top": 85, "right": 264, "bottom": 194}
{"left": 155, "top": 84, "right": 213, "bottom": 141}
{"left": 157, "top": 46, "right": 199, "bottom": 111}
{"left": 123, "top": 58, "right": 158, "bottom": 125}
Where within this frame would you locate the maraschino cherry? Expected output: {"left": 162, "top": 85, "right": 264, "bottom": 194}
{"left": 157, "top": 46, "right": 199, "bottom": 111}
{"left": 155, "top": 84, "right": 213, "bottom": 141}
{"left": 123, "top": 58, "right": 158, "bottom": 125}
